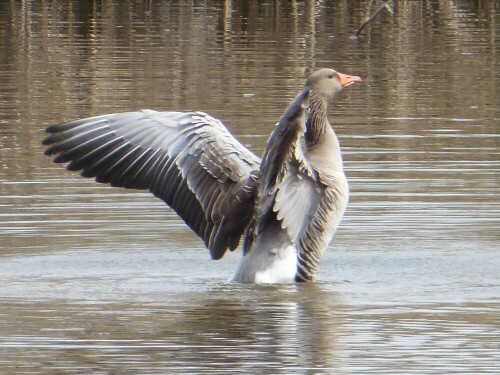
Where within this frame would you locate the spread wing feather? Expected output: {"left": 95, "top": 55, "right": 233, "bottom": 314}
{"left": 246, "top": 89, "right": 324, "bottom": 248}
{"left": 43, "top": 110, "right": 260, "bottom": 259}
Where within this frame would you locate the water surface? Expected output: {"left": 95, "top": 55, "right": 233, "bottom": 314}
{"left": 0, "top": 1, "right": 498, "bottom": 374}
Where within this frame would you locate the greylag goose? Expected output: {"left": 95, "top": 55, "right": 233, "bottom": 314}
{"left": 43, "top": 68, "right": 361, "bottom": 283}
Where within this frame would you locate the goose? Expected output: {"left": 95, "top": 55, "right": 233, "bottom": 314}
{"left": 43, "top": 68, "right": 361, "bottom": 283}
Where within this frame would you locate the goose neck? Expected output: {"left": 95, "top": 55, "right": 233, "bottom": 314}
{"left": 304, "top": 93, "right": 329, "bottom": 147}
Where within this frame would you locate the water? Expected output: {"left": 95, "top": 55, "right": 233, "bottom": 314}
{"left": 0, "top": 1, "right": 498, "bottom": 373}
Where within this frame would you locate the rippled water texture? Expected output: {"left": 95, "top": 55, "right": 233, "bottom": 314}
{"left": 0, "top": 1, "right": 498, "bottom": 374}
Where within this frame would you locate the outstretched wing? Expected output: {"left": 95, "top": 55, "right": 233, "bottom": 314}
{"left": 43, "top": 110, "right": 261, "bottom": 259}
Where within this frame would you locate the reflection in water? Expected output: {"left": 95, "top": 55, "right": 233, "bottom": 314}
{"left": 0, "top": 285, "right": 498, "bottom": 374}
{"left": 0, "top": 1, "right": 498, "bottom": 374}
{"left": 0, "top": 285, "right": 348, "bottom": 374}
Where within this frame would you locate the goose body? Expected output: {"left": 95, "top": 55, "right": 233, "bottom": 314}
{"left": 43, "top": 68, "right": 361, "bottom": 283}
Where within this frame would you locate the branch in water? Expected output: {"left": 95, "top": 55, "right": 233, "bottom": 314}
{"left": 354, "top": 0, "right": 393, "bottom": 37}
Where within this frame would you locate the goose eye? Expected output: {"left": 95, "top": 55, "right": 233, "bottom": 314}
{"left": 328, "top": 74, "right": 335, "bottom": 79}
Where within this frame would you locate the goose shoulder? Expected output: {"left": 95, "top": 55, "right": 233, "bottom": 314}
{"left": 43, "top": 109, "right": 261, "bottom": 260}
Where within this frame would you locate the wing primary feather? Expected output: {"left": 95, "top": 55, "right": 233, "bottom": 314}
{"left": 100, "top": 145, "right": 144, "bottom": 186}
{"left": 82, "top": 141, "right": 132, "bottom": 180}
{"left": 44, "top": 120, "right": 109, "bottom": 145}
{"left": 53, "top": 129, "right": 115, "bottom": 162}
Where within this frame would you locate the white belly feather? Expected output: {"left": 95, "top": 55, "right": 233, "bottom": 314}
{"left": 232, "top": 227, "right": 297, "bottom": 283}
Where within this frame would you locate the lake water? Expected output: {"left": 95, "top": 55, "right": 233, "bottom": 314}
{"left": 0, "top": 1, "right": 498, "bottom": 374}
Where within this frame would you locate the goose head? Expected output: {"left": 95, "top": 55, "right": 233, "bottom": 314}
{"left": 306, "top": 68, "right": 362, "bottom": 99}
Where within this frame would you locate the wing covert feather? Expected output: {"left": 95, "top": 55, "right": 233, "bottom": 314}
{"left": 273, "top": 171, "right": 322, "bottom": 243}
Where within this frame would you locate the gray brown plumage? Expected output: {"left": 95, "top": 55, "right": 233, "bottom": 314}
{"left": 43, "top": 68, "right": 361, "bottom": 283}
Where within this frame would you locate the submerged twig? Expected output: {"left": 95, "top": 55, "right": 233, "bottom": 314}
{"left": 354, "top": 0, "right": 393, "bottom": 37}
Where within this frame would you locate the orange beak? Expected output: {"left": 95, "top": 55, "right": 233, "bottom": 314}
{"left": 338, "top": 72, "right": 362, "bottom": 87}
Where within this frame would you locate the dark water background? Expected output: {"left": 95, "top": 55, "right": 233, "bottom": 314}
{"left": 0, "top": 1, "right": 498, "bottom": 374}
